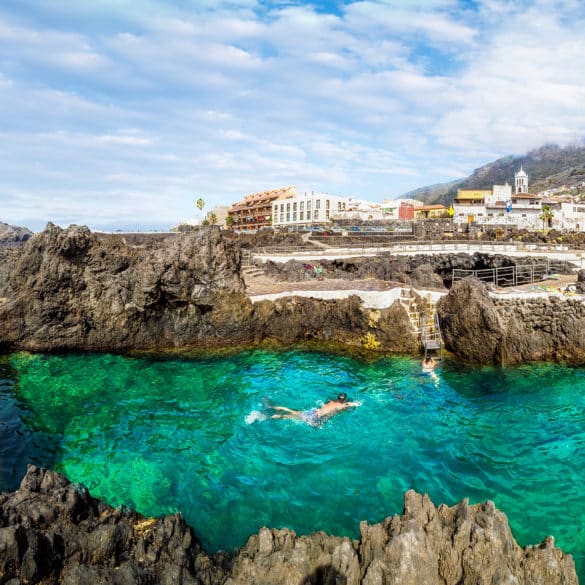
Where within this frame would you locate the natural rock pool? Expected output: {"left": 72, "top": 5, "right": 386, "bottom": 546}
{"left": 1, "top": 350, "right": 584, "bottom": 578}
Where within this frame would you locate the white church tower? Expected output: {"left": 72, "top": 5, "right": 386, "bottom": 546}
{"left": 515, "top": 166, "right": 528, "bottom": 194}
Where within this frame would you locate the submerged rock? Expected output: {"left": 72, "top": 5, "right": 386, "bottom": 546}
{"left": 0, "top": 466, "right": 577, "bottom": 585}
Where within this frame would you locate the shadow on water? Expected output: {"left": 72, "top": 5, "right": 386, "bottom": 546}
{"left": 0, "top": 355, "right": 60, "bottom": 492}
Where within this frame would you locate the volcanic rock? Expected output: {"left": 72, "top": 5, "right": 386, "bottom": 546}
{"left": 0, "top": 466, "right": 577, "bottom": 585}
{"left": 437, "top": 277, "right": 585, "bottom": 364}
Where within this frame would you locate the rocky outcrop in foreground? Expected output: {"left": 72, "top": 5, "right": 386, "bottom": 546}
{"left": 438, "top": 277, "right": 585, "bottom": 364}
{"left": 0, "top": 466, "right": 576, "bottom": 585}
{"left": 0, "top": 224, "right": 417, "bottom": 353}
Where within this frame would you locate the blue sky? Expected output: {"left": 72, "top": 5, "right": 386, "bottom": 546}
{"left": 1, "top": 0, "right": 585, "bottom": 231}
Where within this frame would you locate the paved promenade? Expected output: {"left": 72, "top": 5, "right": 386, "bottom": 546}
{"left": 247, "top": 241, "right": 584, "bottom": 309}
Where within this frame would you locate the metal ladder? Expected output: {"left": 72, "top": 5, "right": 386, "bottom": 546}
{"left": 421, "top": 311, "right": 444, "bottom": 360}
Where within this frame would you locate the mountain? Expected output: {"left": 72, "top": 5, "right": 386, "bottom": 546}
{"left": 399, "top": 143, "right": 585, "bottom": 205}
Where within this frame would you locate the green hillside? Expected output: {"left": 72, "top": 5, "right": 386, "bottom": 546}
{"left": 399, "top": 143, "right": 585, "bottom": 205}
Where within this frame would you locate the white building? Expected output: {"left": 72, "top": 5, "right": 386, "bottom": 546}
{"left": 548, "top": 198, "right": 585, "bottom": 232}
{"left": 380, "top": 198, "right": 424, "bottom": 219}
{"left": 452, "top": 169, "right": 544, "bottom": 230}
{"left": 271, "top": 191, "right": 352, "bottom": 228}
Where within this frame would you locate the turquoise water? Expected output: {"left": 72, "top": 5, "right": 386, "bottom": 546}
{"left": 0, "top": 350, "right": 584, "bottom": 578}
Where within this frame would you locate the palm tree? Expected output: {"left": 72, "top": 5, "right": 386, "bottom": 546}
{"left": 207, "top": 212, "right": 218, "bottom": 225}
{"left": 196, "top": 198, "right": 205, "bottom": 213}
{"left": 539, "top": 204, "right": 554, "bottom": 232}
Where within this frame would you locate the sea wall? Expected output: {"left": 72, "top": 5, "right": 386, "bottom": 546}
{"left": 0, "top": 465, "right": 577, "bottom": 585}
{"left": 438, "top": 277, "right": 585, "bottom": 365}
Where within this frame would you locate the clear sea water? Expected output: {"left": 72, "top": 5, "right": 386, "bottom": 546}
{"left": 0, "top": 350, "right": 583, "bottom": 579}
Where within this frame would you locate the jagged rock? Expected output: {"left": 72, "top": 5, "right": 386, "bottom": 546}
{"left": 262, "top": 252, "right": 558, "bottom": 290}
{"left": 437, "top": 277, "right": 504, "bottom": 364}
{"left": 0, "top": 223, "right": 246, "bottom": 351}
{"left": 576, "top": 269, "right": 585, "bottom": 293}
{"left": 0, "top": 221, "right": 33, "bottom": 246}
{"left": 0, "top": 223, "right": 419, "bottom": 353}
{"left": 437, "top": 277, "right": 585, "bottom": 364}
{"left": 0, "top": 466, "right": 577, "bottom": 585}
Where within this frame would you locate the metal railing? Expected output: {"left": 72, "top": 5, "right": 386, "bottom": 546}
{"left": 451, "top": 260, "right": 573, "bottom": 287}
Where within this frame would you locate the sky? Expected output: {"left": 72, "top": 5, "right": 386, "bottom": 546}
{"left": 1, "top": 0, "right": 585, "bottom": 231}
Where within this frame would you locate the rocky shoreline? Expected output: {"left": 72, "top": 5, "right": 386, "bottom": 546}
{"left": 1, "top": 223, "right": 583, "bottom": 584}
{"left": 0, "top": 465, "right": 577, "bottom": 584}
{"left": 0, "top": 223, "right": 583, "bottom": 364}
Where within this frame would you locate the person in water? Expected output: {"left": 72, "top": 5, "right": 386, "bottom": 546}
{"left": 422, "top": 355, "right": 437, "bottom": 371}
{"left": 269, "top": 392, "right": 361, "bottom": 426}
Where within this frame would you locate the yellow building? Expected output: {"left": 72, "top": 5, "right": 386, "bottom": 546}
{"left": 454, "top": 189, "right": 491, "bottom": 205}
{"left": 413, "top": 204, "right": 448, "bottom": 219}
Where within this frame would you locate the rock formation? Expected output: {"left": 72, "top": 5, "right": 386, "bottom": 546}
{"left": 0, "top": 223, "right": 417, "bottom": 353}
{"left": 438, "top": 277, "right": 585, "bottom": 364}
{"left": 262, "top": 252, "right": 563, "bottom": 290}
{"left": 0, "top": 466, "right": 577, "bottom": 585}
{"left": 0, "top": 221, "right": 33, "bottom": 246}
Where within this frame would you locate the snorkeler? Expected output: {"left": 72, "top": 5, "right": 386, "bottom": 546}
{"left": 269, "top": 392, "right": 361, "bottom": 426}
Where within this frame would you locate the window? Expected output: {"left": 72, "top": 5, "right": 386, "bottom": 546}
{"left": 314, "top": 210, "right": 319, "bottom": 219}
{"left": 326, "top": 199, "right": 330, "bottom": 209}
{"left": 338, "top": 202, "right": 342, "bottom": 210}
{"left": 326, "top": 210, "right": 330, "bottom": 219}
{"left": 286, "top": 213, "right": 290, "bottom": 222}
{"left": 316, "top": 199, "right": 321, "bottom": 209}
{"left": 280, "top": 213, "right": 284, "bottom": 222}
{"left": 286, "top": 203, "right": 290, "bottom": 212}
{"left": 280, "top": 204, "right": 284, "bottom": 212}
{"left": 293, "top": 212, "right": 297, "bottom": 221}
{"left": 293, "top": 202, "right": 297, "bottom": 211}
{"left": 307, "top": 201, "right": 312, "bottom": 211}
{"left": 300, "top": 211, "right": 304, "bottom": 221}
{"left": 300, "top": 201, "right": 304, "bottom": 211}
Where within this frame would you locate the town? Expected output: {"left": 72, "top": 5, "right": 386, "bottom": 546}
{"left": 190, "top": 168, "right": 585, "bottom": 234}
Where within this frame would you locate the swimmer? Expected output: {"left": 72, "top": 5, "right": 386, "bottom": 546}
{"left": 422, "top": 355, "right": 437, "bottom": 372}
{"left": 269, "top": 392, "right": 361, "bottom": 426}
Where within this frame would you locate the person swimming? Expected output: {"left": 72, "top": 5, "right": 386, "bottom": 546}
{"left": 269, "top": 392, "right": 361, "bottom": 426}
{"left": 422, "top": 355, "right": 437, "bottom": 372}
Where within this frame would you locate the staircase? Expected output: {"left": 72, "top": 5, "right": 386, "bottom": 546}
{"left": 399, "top": 288, "right": 444, "bottom": 360}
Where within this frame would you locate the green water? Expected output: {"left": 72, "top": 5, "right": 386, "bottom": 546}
{"left": 0, "top": 350, "right": 584, "bottom": 578}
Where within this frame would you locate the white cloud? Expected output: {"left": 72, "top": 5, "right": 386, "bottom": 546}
{"left": 1, "top": 1, "right": 585, "bottom": 230}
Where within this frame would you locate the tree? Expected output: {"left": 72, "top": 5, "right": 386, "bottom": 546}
{"left": 201, "top": 218, "right": 210, "bottom": 226}
{"left": 207, "top": 212, "right": 218, "bottom": 225}
{"left": 226, "top": 214, "right": 235, "bottom": 227}
{"left": 196, "top": 198, "right": 205, "bottom": 213}
{"left": 539, "top": 204, "right": 554, "bottom": 232}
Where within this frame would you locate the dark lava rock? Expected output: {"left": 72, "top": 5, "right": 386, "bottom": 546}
{"left": 0, "top": 221, "right": 33, "bottom": 246}
{"left": 0, "top": 223, "right": 419, "bottom": 353}
{"left": 437, "top": 277, "right": 585, "bottom": 365}
{"left": 0, "top": 223, "right": 246, "bottom": 351}
{"left": 0, "top": 466, "right": 577, "bottom": 585}
{"left": 262, "top": 252, "right": 560, "bottom": 290}
{"left": 576, "top": 269, "right": 585, "bottom": 294}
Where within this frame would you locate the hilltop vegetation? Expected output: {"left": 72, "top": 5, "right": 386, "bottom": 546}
{"left": 401, "top": 143, "right": 585, "bottom": 205}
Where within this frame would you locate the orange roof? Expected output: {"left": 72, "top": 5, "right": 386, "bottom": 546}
{"left": 413, "top": 204, "right": 446, "bottom": 211}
